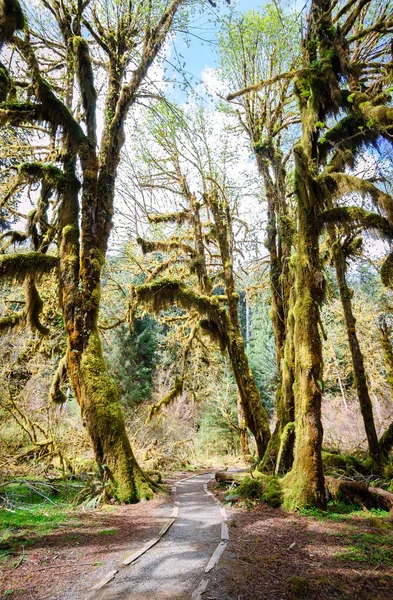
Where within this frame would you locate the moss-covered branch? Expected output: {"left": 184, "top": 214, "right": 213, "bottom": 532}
{"left": 50, "top": 355, "right": 68, "bottom": 404}
{"left": 317, "top": 206, "right": 393, "bottom": 238}
{"left": 318, "top": 173, "right": 393, "bottom": 224}
{"left": 135, "top": 277, "right": 229, "bottom": 343}
{"left": 25, "top": 277, "right": 49, "bottom": 335}
{"left": 0, "top": 252, "right": 58, "bottom": 283}
{"left": 226, "top": 69, "right": 298, "bottom": 101}
{"left": 0, "top": 102, "right": 46, "bottom": 126}
{"left": 137, "top": 237, "right": 197, "bottom": 258}
{"left": 145, "top": 377, "right": 184, "bottom": 423}
{"left": 147, "top": 211, "right": 192, "bottom": 226}
{"left": 13, "top": 33, "right": 88, "bottom": 151}
{"left": 381, "top": 252, "right": 393, "bottom": 289}
{"left": 0, "top": 311, "right": 25, "bottom": 334}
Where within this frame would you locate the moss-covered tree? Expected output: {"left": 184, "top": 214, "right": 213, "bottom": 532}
{"left": 125, "top": 103, "right": 271, "bottom": 459}
{"left": 228, "top": 0, "right": 393, "bottom": 506}
{"left": 221, "top": 4, "right": 299, "bottom": 470}
{"left": 0, "top": 0, "right": 195, "bottom": 501}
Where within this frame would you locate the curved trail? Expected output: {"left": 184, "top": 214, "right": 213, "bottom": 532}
{"left": 87, "top": 473, "right": 227, "bottom": 600}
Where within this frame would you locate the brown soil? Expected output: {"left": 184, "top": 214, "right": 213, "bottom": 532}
{"left": 209, "top": 483, "right": 393, "bottom": 600}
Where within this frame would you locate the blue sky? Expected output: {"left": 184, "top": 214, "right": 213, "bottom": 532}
{"left": 168, "top": 1, "right": 265, "bottom": 94}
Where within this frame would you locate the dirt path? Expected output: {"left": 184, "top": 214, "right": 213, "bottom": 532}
{"left": 62, "top": 473, "right": 226, "bottom": 600}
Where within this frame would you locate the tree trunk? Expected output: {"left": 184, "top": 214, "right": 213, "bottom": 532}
{"left": 282, "top": 145, "right": 326, "bottom": 510}
{"left": 59, "top": 156, "right": 152, "bottom": 502}
{"left": 237, "top": 395, "right": 250, "bottom": 457}
{"left": 69, "top": 329, "right": 152, "bottom": 501}
{"left": 255, "top": 148, "right": 295, "bottom": 471}
{"left": 330, "top": 229, "right": 380, "bottom": 465}
{"left": 227, "top": 330, "right": 271, "bottom": 459}
{"left": 207, "top": 191, "right": 271, "bottom": 460}
{"left": 379, "top": 320, "right": 393, "bottom": 461}
{"left": 260, "top": 286, "right": 296, "bottom": 472}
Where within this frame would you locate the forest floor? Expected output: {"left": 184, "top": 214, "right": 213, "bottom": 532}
{"left": 1, "top": 470, "right": 393, "bottom": 600}
{"left": 209, "top": 482, "right": 393, "bottom": 600}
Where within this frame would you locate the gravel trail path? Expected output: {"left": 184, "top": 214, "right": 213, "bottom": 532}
{"left": 86, "top": 472, "right": 225, "bottom": 600}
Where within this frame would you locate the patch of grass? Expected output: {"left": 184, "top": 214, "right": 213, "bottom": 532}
{"left": 0, "top": 479, "right": 82, "bottom": 563}
{"left": 301, "top": 500, "right": 390, "bottom": 521}
{"left": 335, "top": 532, "right": 393, "bottom": 566}
{"left": 97, "top": 528, "right": 117, "bottom": 536}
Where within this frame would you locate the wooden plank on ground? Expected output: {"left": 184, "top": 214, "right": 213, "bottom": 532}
{"left": 205, "top": 542, "right": 227, "bottom": 573}
{"left": 191, "top": 578, "right": 209, "bottom": 599}
{"left": 121, "top": 537, "right": 159, "bottom": 566}
{"left": 90, "top": 569, "right": 118, "bottom": 590}
{"left": 159, "top": 518, "right": 175, "bottom": 537}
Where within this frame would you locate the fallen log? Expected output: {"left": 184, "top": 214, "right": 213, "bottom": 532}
{"left": 325, "top": 477, "right": 393, "bottom": 516}
{"left": 215, "top": 470, "right": 248, "bottom": 484}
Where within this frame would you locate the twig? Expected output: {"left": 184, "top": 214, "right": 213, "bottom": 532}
{"left": 33, "top": 562, "right": 94, "bottom": 571}
{"left": 10, "top": 546, "right": 25, "bottom": 573}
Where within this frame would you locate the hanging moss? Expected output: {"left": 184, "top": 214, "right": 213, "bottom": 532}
{"left": 0, "top": 252, "right": 58, "bottom": 283}
{"left": 318, "top": 206, "right": 393, "bottom": 239}
{"left": 18, "top": 162, "right": 65, "bottom": 190}
{"left": 78, "top": 329, "right": 155, "bottom": 502}
{"left": 0, "top": 311, "right": 24, "bottom": 334}
{"left": 25, "top": 277, "right": 49, "bottom": 335}
{"left": 318, "top": 173, "right": 393, "bottom": 225}
{"left": 50, "top": 355, "right": 68, "bottom": 404}
{"left": 0, "top": 62, "right": 10, "bottom": 102}
{"left": 0, "top": 230, "right": 28, "bottom": 252}
{"left": 137, "top": 236, "right": 197, "bottom": 258}
{"left": 0, "top": 101, "right": 46, "bottom": 126}
{"left": 136, "top": 277, "right": 229, "bottom": 339}
{"left": 147, "top": 211, "right": 191, "bottom": 226}
{"left": 381, "top": 252, "right": 393, "bottom": 289}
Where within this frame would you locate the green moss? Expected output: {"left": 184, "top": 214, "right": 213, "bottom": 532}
{"left": 18, "top": 162, "right": 64, "bottom": 189}
{"left": 322, "top": 451, "right": 362, "bottom": 473}
{"left": 0, "top": 252, "right": 58, "bottom": 283}
{"left": 137, "top": 237, "right": 197, "bottom": 258}
{"left": 147, "top": 211, "right": 191, "bottom": 226}
{"left": 381, "top": 252, "right": 393, "bottom": 289}
{"left": 232, "top": 475, "right": 282, "bottom": 508}
{"left": 318, "top": 207, "right": 393, "bottom": 240}
{"left": 286, "top": 576, "right": 311, "bottom": 599}
{"left": 0, "top": 63, "right": 10, "bottom": 102}
{"left": 146, "top": 376, "right": 184, "bottom": 422}
{"left": 79, "top": 329, "right": 154, "bottom": 503}
{"left": 0, "top": 312, "right": 24, "bottom": 334}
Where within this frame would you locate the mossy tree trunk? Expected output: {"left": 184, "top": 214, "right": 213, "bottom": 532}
{"left": 237, "top": 395, "right": 250, "bottom": 457}
{"left": 379, "top": 320, "right": 393, "bottom": 461}
{"left": 255, "top": 148, "right": 295, "bottom": 470}
{"left": 330, "top": 229, "right": 380, "bottom": 465}
{"left": 207, "top": 190, "right": 271, "bottom": 460}
{"left": 282, "top": 145, "right": 326, "bottom": 510}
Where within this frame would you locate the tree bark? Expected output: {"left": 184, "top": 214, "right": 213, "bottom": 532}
{"left": 282, "top": 145, "right": 326, "bottom": 510}
{"left": 254, "top": 147, "right": 295, "bottom": 471}
{"left": 330, "top": 229, "right": 380, "bottom": 465}
{"left": 379, "top": 320, "right": 393, "bottom": 461}
{"left": 207, "top": 191, "right": 271, "bottom": 460}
